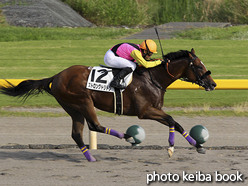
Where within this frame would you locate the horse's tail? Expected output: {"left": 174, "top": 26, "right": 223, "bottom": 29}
{"left": 0, "top": 77, "right": 54, "bottom": 101}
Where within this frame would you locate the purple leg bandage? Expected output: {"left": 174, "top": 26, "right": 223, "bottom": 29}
{"left": 169, "top": 127, "right": 175, "bottom": 146}
{"left": 182, "top": 131, "right": 196, "bottom": 146}
{"left": 80, "top": 145, "right": 96, "bottom": 162}
{"left": 105, "top": 128, "right": 124, "bottom": 139}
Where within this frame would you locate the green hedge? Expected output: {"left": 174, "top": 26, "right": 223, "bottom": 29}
{"left": 61, "top": 0, "right": 248, "bottom": 26}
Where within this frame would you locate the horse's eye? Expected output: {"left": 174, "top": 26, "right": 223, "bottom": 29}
{"left": 197, "top": 65, "right": 203, "bottom": 70}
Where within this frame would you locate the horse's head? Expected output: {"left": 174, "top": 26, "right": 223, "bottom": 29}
{"left": 183, "top": 48, "right": 217, "bottom": 91}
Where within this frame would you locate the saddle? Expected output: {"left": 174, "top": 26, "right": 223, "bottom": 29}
{"left": 86, "top": 65, "right": 133, "bottom": 115}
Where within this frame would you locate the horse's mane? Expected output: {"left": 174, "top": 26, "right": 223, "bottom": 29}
{"left": 164, "top": 50, "right": 192, "bottom": 61}
{"left": 135, "top": 50, "right": 194, "bottom": 75}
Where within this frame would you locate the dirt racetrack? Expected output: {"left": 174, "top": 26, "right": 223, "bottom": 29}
{"left": 0, "top": 115, "right": 248, "bottom": 185}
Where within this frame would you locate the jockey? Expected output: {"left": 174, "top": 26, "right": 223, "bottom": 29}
{"left": 104, "top": 39, "right": 165, "bottom": 89}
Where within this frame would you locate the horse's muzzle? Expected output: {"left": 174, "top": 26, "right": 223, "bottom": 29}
{"left": 203, "top": 80, "right": 217, "bottom": 91}
{"left": 198, "top": 71, "right": 216, "bottom": 91}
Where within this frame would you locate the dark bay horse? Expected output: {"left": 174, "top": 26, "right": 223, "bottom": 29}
{"left": 0, "top": 48, "right": 216, "bottom": 162}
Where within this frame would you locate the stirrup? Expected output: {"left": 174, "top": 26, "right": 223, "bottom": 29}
{"left": 110, "top": 81, "right": 126, "bottom": 89}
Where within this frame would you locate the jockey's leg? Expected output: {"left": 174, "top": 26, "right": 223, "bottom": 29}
{"left": 110, "top": 67, "right": 133, "bottom": 89}
{"left": 104, "top": 49, "right": 136, "bottom": 89}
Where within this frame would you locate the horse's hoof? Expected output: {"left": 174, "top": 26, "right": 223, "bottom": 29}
{"left": 88, "top": 157, "right": 97, "bottom": 162}
{"left": 167, "top": 146, "right": 174, "bottom": 157}
{"left": 126, "top": 137, "right": 135, "bottom": 144}
{"left": 197, "top": 147, "right": 206, "bottom": 154}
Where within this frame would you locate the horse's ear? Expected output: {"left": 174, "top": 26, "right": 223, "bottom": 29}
{"left": 188, "top": 52, "right": 193, "bottom": 58}
{"left": 191, "top": 48, "right": 195, "bottom": 54}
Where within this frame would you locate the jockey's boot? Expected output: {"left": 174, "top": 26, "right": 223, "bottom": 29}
{"left": 110, "top": 67, "right": 133, "bottom": 89}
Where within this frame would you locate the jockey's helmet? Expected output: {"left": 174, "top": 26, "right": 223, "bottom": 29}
{"left": 140, "top": 39, "right": 157, "bottom": 54}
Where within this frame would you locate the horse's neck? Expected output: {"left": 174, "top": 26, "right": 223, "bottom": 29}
{"left": 147, "top": 65, "right": 174, "bottom": 90}
{"left": 147, "top": 59, "right": 189, "bottom": 88}
{"left": 168, "top": 58, "right": 189, "bottom": 79}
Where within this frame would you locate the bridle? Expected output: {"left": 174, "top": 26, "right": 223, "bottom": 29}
{"left": 180, "top": 55, "right": 211, "bottom": 87}
{"left": 148, "top": 53, "right": 211, "bottom": 92}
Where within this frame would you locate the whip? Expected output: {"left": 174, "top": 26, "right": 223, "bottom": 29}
{"left": 154, "top": 27, "right": 165, "bottom": 59}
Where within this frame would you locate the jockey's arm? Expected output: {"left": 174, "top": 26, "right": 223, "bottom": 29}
{"left": 130, "top": 50, "right": 162, "bottom": 68}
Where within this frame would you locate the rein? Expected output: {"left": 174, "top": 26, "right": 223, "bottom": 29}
{"left": 166, "top": 62, "right": 174, "bottom": 78}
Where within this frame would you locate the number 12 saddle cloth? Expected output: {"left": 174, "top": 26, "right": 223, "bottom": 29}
{"left": 86, "top": 66, "right": 133, "bottom": 115}
{"left": 86, "top": 66, "right": 133, "bottom": 93}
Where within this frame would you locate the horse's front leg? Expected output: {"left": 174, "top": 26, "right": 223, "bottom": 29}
{"left": 139, "top": 106, "right": 205, "bottom": 157}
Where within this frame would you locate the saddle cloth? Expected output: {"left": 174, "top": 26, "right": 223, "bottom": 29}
{"left": 86, "top": 66, "right": 133, "bottom": 92}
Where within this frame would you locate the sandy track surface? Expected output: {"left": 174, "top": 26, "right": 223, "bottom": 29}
{"left": 0, "top": 115, "right": 248, "bottom": 185}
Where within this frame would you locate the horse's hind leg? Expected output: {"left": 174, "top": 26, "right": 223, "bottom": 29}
{"left": 58, "top": 102, "right": 96, "bottom": 162}
{"left": 72, "top": 116, "right": 96, "bottom": 162}
{"left": 82, "top": 104, "right": 135, "bottom": 143}
{"left": 86, "top": 119, "right": 134, "bottom": 143}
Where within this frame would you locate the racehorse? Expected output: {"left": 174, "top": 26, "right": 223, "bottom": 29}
{"left": 0, "top": 48, "right": 216, "bottom": 162}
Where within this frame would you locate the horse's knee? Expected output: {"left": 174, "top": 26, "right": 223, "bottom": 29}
{"left": 164, "top": 115, "right": 176, "bottom": 126}
{"left": 165, "top": 116, "right": 184, "bottom": 133}
{"left": 175, "top": 123, "right": 184, "bottom": 133}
